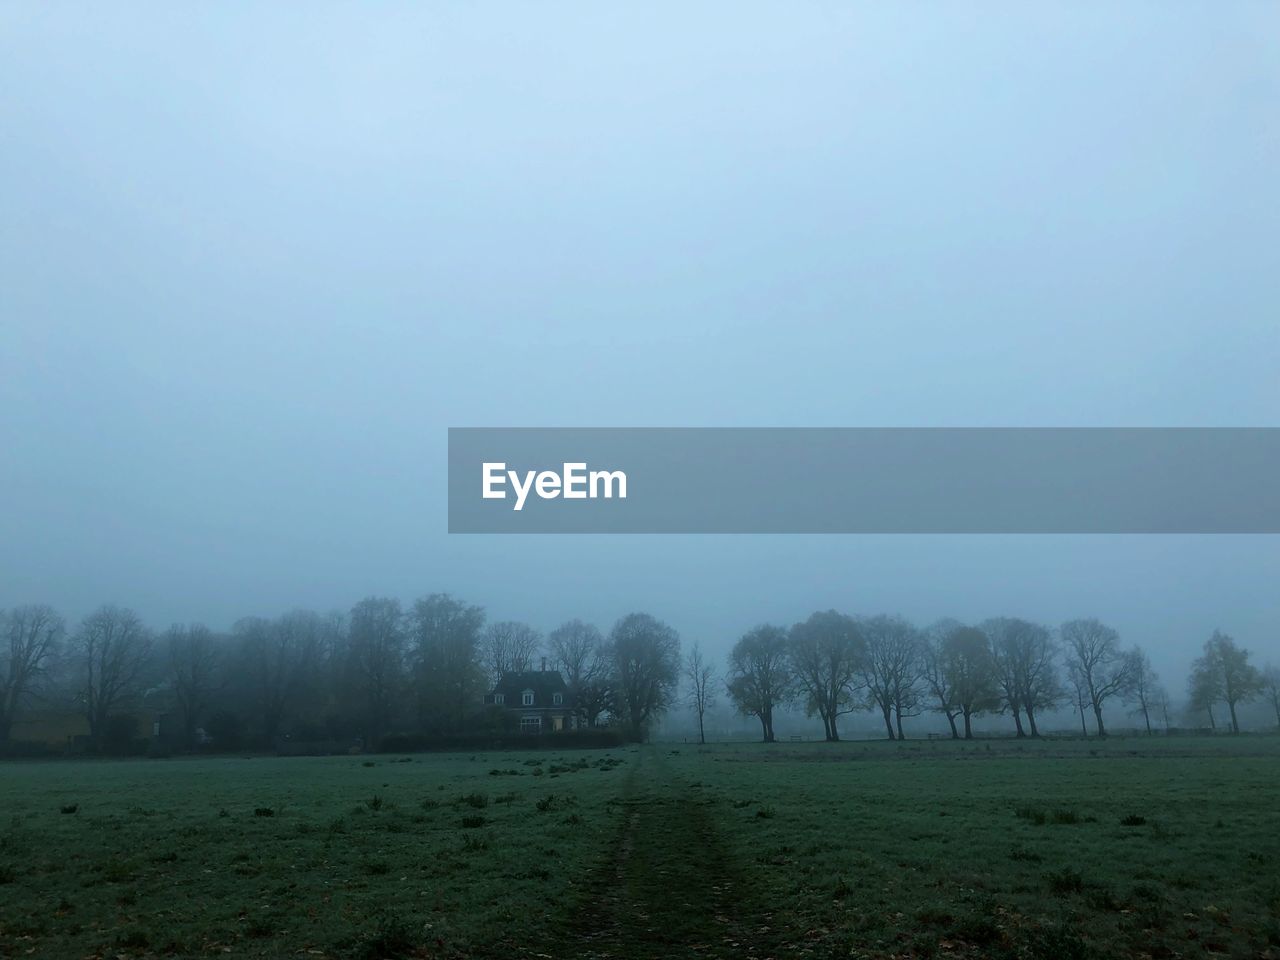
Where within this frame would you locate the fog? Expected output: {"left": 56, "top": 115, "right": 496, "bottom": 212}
{"left": 2, "top": 3, "right": 1278, "bottom": 703}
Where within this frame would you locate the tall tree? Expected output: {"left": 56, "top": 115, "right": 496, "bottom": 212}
{"left": 480, "top": 621, "right": 542, "bottom": 685}
{"left": 1066, "top": 660, "right": 1090, "bottom": 737}
{"left": 726, "top": 625, "right": 793, "bottom": 743}
{"left": 983, "top": 618, "right": 1061, "bottom": 738}
{"left": 683, "top": 641, "right": 716, "bottom": 745}
{"left": 939, "top": 624, "right": 999, "bottom": 739}
{"left": 165, "top": 623, "right": 220, "bottom": 747}
{"left": 235, "top": 611, "right": 323, "bottom": 744}
{"left": 1125, "top": 647, "right": 1159, "bottom": 735}
{"left": 787, "top": 610, "right": 863, "bottom": 741}
{"left": 610, "top": 613, "right": 680, "bottom": 741}
{"left": 857, "top": 615, "right": 921, "bottom": 740}
{"left": 348, "top": 597, "right": 405, "bottom": 743}
{"left": 74, "top": 605, "right": 154, "bottom": 751}
{"left": 0, "top": 604, "right": 63, "bottom": 743}
{"left": 1186, "top": 654, "right": 1223, "bottom": 729}
{"left": 547, "top": 620, "right": 612, "bottom": 727}
{"left": 408, "top": 594, "right": 485, "bottom": 733}
{"left": 920, "top": 619, "right": 963, "bottom": 739}
{"left": 1191, "top": 631, "right": 1262, "bottom": 734}
{"left": 1060, "top": 618, "right": 1134, "bottom": 737}
{"left": 1262, "top": 664, "right": 1280, "bottom": 730}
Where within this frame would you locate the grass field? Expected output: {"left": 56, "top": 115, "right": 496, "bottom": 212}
{"left": 2, "top": 736, "right": 1278, "bottom": 959}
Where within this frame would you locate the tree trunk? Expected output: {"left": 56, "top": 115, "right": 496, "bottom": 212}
{"left": 828, "top": 710, "right": 841, "bottom": 742}
{"left": 880, "top": 704, "right": 895, "bottom": 740}
{"left": 1227, "top": 699, "right": 1240, "bottom": 735}
{"left": 963, "top": 709, "right": 973, "bottom": 740}
{"left": 1091, "top": 700, "right": 1107, "bottom": 738}
{"left": 1077, "top": 699, "right": 1087, "bottom": 737}
{"left": 697, "top": 711, "right": 705, "bottom": 745}
{"left": 1207, "top": 703, "right": 1216, "bottom": 730}
{"left": 894, "top": 705, "right": 905, "bottom": 740}
{"left": 1011, "top": 705, "right": 1025, "bottom": 738}
{"left": 1141, "top": 705, "right": 1151, "bottom": 735}
{"left": 946, "top": 713, "right": 959, "bottom": 739}
{"left": 1025, "top": 704, "right": 1040, "bottom": 738}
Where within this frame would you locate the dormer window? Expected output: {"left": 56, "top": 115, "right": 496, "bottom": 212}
{"left": 522, "top": 689, "right": 534, "bottom": 706}
{"left": 552, "top": 693, "right": 563, "bottom": 706}
{"left": 494, "top": 693, "right": 505, "bottom": 706}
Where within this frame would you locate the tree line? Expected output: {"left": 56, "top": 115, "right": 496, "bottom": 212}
{"left": 0, "top": 599, "right": 1276, "bottom": 754}
{"left": 0, "top": 598, "right": 684, "bottom": 753}
{"left": 716, "top": 613, "right": 1277, "bottom": 742}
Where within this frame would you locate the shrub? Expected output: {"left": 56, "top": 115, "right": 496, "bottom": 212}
{"left": 460, "top": 815, "right": 486, "bottom": 829}
{"left": 1120, "top": 814, "right": 1147, "bottom": 827}
{"left": 253, "top": 807, "right": 274, "bottom": 818}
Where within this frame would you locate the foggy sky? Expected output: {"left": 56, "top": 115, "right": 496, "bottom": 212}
{"left": 2, "top": 3, "right": 1278, "bottom": 689}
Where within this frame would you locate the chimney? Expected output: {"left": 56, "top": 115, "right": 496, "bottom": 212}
{"left": 541, "top": 657, "right": 547, "bottom": 672}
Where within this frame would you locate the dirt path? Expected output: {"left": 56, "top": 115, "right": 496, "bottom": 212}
{"left": 564, "top": 748, "right": 777, "bottom": 960}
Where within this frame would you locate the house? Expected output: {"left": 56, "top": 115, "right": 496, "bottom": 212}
{"left": 484, "top": 668, "right": 575, "bottom": 733}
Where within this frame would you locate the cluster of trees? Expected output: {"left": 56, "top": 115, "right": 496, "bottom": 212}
{"left": 1, "top": 599, "right": 1276, "bottom": 753}
{"left": 0, "top": 599, "right": 686, "bottom": 753}
{"left": 715, "top": 612, "right": 1279, "bottom": 742}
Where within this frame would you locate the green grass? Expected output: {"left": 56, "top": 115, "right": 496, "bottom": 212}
{"left": 1, "top": 736, "right": 1278, "bottom": 958}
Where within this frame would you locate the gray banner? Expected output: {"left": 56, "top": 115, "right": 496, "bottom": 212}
{"left": 447, "top": 428, "right": 1280, "bottom": 533}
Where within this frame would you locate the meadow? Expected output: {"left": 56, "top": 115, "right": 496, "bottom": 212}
{"left": 1, "top": 736, "right": 1277, "bottom": 959}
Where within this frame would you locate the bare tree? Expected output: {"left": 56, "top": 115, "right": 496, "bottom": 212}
{"left": 1187, "top": 654, "right": 1223, "bottom": 729}
{"left": 548, "top": 619, "right": 612, "bottom": 727}
{"left": 1190, "top": 631, "right": 1262, "bottom": 734}
{"left": 74, "top": 605, "right": 154, "bottom": 751}
{"left": 1060, "top": 618, "right": 1134, "bottom": 737}
{"left": 920, "top": 619, "right": 963, "bottom": 739}
{"left": 983, "top": 618, "right": 1061, "bottom": 738}
{"left": 1125, "top": 647, "right": 1159, "bottom": 734}
{"left": 234, "top": 611, "right": 323, "bottom": 745}
{"left": 1153, "top": 684, "right": 1172, "bottom": 732}
{"left": 408, "top": 594, "right": 486, "bottom": 734}
{"left": 0, "top": 604, "right": 63, "bottom": 744}
{"left": 1066, "top": 660, "right": 1090, "bottom": 737}
{"left": 165, "top": 623, "right": 220, "bottom": 747}
{"left": 610, "top": 613, "right": 680, "bottom": 741}
{"left": 480, "top": 621, "right": 542, "bottom": 685}
{"left": 787, "top": 610, "right": 863, "bottom": 741}
{"left": 348, "top": 597, "right": 405, "bottom": 743}
{"left": 684, "top": 642, "right": 717, "bottom": 744}
{"left": 857, "top": 615, "right": 921, "bottom": 740}
{"left": 1262, "top": 664, "right": 1280, "bottom": 730}
{"left": 726, "top": 625, "right": 793, "bottom": 743}
{"left": 939, "top": 624, "right": 999, "bottom": 739}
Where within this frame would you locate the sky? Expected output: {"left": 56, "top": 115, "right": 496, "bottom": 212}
{"left": 2, "top": 3, "right": 1278, "bottom": 693}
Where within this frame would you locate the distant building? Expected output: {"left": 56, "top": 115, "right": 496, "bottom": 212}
{"left": 484, "top": 668, "right": 576, "bottom": 733}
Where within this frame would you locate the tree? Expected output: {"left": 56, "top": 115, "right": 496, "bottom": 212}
{"left": 610, "top": 613, "right": 680, "bottom": 741}
{"left": 1153, "top": 684, "right": 1173, "bottom": 732}
{"left": 1262, "top": 664, "right": 1280, "bottom": 730}
{"left": 1060, "top": 618, "right": 1135, "bottom": 737}
{"left": 234, "top": 611, "right": 323, "bottom": 744}
{"left": 726, "top": 625, "right": 793, "bottom": 742}
{"left": 939, "top": 624, "right": 999, "bottom": 739}
{"left": 348, "top": 597, "right": 405, "bottom": 743}
{"left": 480, "top": 621, "right": 542, "bottom": 685}
{"left": 920, "top": 619, "right": 963, "bottom": 739}
{"left": 74, "top": 605, "right": 154, "bottom": 751}
{"left": 1191, "top": 631, "right": 1262, "bottom": 734}
{"left": 408, "top": 594, "right": 485, "bottom": 733}
{"left": 983, "top": 618, "right": 1061, "bottom": 738}
{"left": 1187, "top": 653, "right": 1223, "bottom": 729}
{"left": 787, "top": 610, "right": 863, "bottom": 741}
{"left": 547, "top": 620, "right": 612, "bottom": 727}
{"left": 684, "top": 642, "right": 717, "bottom": 745}
{"left": 1066, "top": 660, "right": 1090, "bottom": 737}
{"left": 1124, "top": 647, "right": 1159, "bottom": 734}
{"left": 0, "top": 604, "right": 63, "bottom": 743}
{"left": 857, "top": 615, "right": 921, "bottom": 740}
{"left": 165, "top": 623, "right": 220, "bottom": 747}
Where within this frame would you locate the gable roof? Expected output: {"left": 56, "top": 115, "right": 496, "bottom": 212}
{"left": 488, "top": 670, "right": 569, "bottom": 708}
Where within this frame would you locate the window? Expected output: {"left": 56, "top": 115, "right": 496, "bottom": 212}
{"left": 493, "top": 693, "right": 505, "bottom": 706}
{"left": 552, "top": 693, "right": 563, "bottom": 706}
{"left": 522, "top": 689, "right": 534, "bottom": 706}
{"left": 520, "top": 716, "right": 541, "bottom": 733}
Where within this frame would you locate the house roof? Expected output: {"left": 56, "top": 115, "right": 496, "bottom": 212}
{"left": 488, "top": 670, "right": 570, "bottom": 708}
